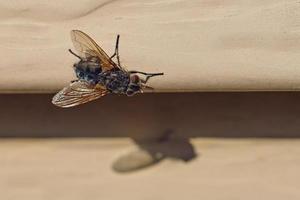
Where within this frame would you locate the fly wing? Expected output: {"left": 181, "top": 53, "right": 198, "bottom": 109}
{"left": 70, "top": 30, "right": 118, "bottom": 71}
{"left": 52, "top": 81, "right": 108, "bottom": 108}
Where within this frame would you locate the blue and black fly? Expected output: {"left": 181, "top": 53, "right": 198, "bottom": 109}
{"left": 52, "top": 30, "right": 164, "bottom": 108}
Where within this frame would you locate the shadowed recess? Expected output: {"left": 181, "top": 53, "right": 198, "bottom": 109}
{"left": 0, "top": 92, "right": 300, "bottom": 138}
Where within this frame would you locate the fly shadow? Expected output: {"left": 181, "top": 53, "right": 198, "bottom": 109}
{"left": 112, "top": 130, "right": 197, "bottom": 173}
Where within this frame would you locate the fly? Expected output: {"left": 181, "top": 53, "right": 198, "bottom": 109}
{"left": 52, "top": 30, "right": 164, "bottom": 108}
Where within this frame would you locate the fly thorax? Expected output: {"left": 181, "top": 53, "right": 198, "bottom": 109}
{"left": 74, "top": 59, "right": 102, "bottom": 85}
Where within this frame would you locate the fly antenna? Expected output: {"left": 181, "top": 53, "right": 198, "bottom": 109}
{"left": 68, "top": 49, "right": 82, "bottom": 60}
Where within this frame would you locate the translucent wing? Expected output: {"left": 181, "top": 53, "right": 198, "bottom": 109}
{"left": 70, "top": 30, "right": 117, "bottom": 71}
{"left": 52, "top": 81, "right": 108, "bottom": 108}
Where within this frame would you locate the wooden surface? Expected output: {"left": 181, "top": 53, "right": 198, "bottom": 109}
{"left": 0, "top": 138, "right": 299, "bottom": 200}
{"left": 1, "top": 0, "right": 300, "bottom": 92}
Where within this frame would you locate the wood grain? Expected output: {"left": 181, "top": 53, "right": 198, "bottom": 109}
{"left": 0, "top": 138, "right": 299, "bottom": 200}
{"left": 1, "top": 0, "right": 300, "bottom": 92}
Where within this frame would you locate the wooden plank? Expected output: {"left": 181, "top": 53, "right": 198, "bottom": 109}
{"left": 1, "top": 0, "right": 300, "bottom": 92}
{"left": 0, "top": 138, "right": 299, "bottom": 200}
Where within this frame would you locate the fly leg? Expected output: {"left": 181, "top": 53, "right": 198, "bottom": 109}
{"left": 109, "top": 36, "right": 118, "bottom": 59}
{"left": 110, "top": 35, "right": 121, "bottom": 67}
{"left": 129, "top": 71, "right": 164, "bottom": 84}
{"left": 69, "top": 49, "right": 82, "bottom": 60}
{"left": 141, "top": 83, "right": 154, "bottom": 90}
{"left": 129, "top": 71, "right": 164, "bottom": 76}
{"left": 138, "top": 79, "right": 154, "bottom": 92}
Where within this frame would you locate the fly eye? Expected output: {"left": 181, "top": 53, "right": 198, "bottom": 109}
{"left": 130, "top": 75, "right": 140, "bottom": 84}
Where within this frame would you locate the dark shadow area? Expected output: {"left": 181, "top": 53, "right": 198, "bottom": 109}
{"left": 1, "top": 92, "right": 300, "bottom": 138}
{"left": 134, "top": 130, "right": 197, "bottom": 162}
{"left": 112, "top": 130, "right": 197, "bottom": 173}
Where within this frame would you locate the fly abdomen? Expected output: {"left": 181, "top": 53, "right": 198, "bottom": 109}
{"left": 101, "top": 70, "right": 130, "bottom": 94}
